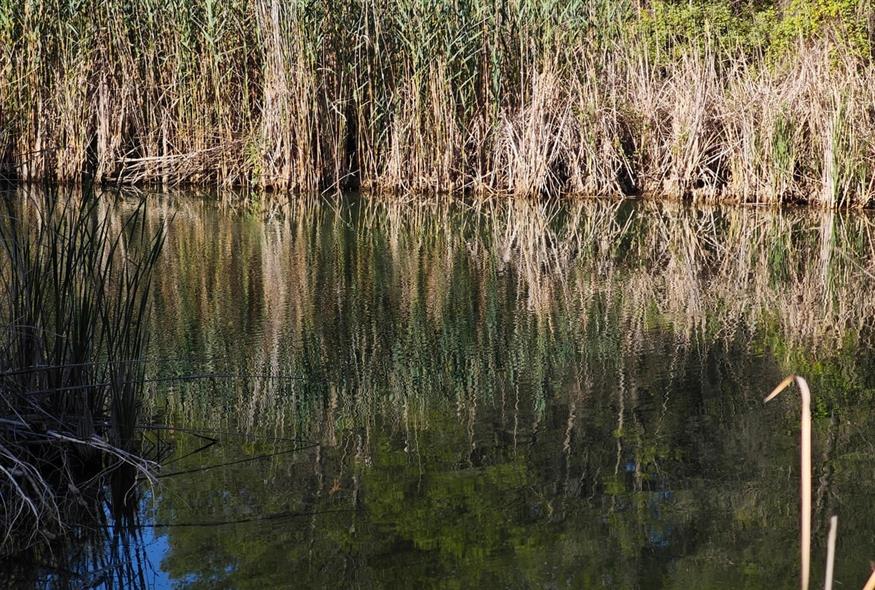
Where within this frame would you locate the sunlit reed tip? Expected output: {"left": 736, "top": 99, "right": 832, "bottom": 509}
{"left": 765, "top": 374, "right": 796, "bottom": 403}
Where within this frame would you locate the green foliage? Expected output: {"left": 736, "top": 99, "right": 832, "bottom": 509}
{"left": 635, "top": 0, "right": 872, "bottom": 62}
{"left": 770, "top": 0, "right": 872, "bottom": 59}
{"left": 636, "top": 0, "right": 775, "bottom": 59}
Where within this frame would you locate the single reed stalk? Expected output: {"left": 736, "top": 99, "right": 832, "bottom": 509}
{"left": 824, "top": 515, "right": 837, "bottom": 590}
{"left": 765, "top": 375, "right": 812, "bottom": 590}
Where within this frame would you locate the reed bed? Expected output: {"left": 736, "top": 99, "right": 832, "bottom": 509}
{"left": 1, "top": 1, "right": 873, "bottom": 206}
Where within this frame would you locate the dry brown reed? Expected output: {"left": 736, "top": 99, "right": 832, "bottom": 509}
{"left": 765, "top": 378, "right": 875, "bottom": 590}
{"left": 1, "top": 3, "right": 873, "bottom": 206}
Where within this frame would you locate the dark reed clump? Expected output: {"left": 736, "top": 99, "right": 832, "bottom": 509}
{"left": 0, "top": 186, "right": 165, "bottom": 552}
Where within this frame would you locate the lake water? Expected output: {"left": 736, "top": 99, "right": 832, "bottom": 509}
{"left": 12, "top": 192, "right": 875, "bottom": 588}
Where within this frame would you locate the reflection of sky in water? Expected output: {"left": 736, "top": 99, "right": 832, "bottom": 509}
{"left": 141, "top": 530, "right": 172, "bottom": 589}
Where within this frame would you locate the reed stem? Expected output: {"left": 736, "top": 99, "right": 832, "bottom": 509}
{"left": 766, "top": 375, "right": 812, "bottom": 590}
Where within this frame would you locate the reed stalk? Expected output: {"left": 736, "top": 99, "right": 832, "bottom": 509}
{"left": 766, "top": 375, "right": 812, "bottom": 590}
{"left": 766, "top": 378, "right": 875, "bottom": 590}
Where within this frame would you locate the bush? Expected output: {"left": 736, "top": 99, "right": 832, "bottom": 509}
{"left": 635, "top": 0, "right": 872, "bottom": 63}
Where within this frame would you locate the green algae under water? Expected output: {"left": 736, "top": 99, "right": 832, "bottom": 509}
{"left": 12, "top": 191, "right": 875, "bottom": 588}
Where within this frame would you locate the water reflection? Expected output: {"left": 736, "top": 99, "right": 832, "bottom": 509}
{"left": 15, "top": 191, "right": 875, "bottom": 588}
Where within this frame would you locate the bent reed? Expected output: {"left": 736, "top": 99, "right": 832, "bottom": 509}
{"left": 1, "top": 1, "right": 874, "bottom": 206}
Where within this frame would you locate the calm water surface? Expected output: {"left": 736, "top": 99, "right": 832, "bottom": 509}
{"left": 23, "top": 192, "right": 875, "bottom": 588}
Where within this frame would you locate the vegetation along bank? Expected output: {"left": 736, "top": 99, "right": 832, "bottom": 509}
{"left": 1, "top": 0, "right": 874, "bottom": 206}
